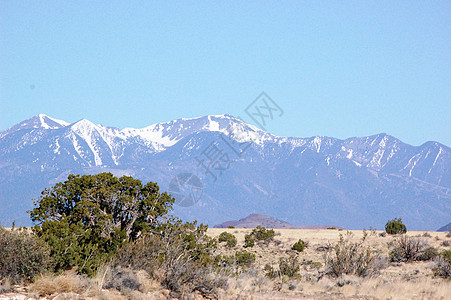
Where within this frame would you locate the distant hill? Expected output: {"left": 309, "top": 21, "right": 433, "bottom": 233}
{"left": 214, "top": 213, "right": 343, "bottom": 229}
{"left": 437, "top": 222, "right": 451, "bottom": 232}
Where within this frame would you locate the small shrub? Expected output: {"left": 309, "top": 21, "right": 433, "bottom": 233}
{"left": 251, "top": 226, "right": 275, "bottom": 243}
{"left": 379, "top": 232, "right": 387, "bottom": 237}
{"left": 218, "top": 232, "right": 237, "bottom": 248}
{"left": 265, "top": 254, "right": 300, "bottom": 279}
{"left": 243, "top": 226, "right": 275, "bottom": 247}
{"left": 389, "top": 235, "right": 429, "bottom": 262}
{"left": 31, "top": 271, "right": 89, "bottom": 296}
{"left": 244, "top": 234, "right": 255, "bottom": 248}
{"left": 279, "top": 254, "right": 300, "bottom": 278}
{"left": 422, "top": 232, "right": 432, "bottom": 238}
{"left": 235, "top": 250, "right": 256, "bottom": 267}
{"left": 418, "top": 247, "right": 439, "bottom": 261}
{"left": 227, "top": 226, "right": 235, "bottom": 229}
{"left": 213, "top": 254, "right": 235, "bottom": 269}
{"left": 214, "top": 250, "right": 256, "bottom": 271}
{"left": 432, "top": 250, "right": 451, "bottom": 278}
{"left": 325, "top": 233, "right": 384, "bottom": 277}
{"left": 0, "top": 227, "right": 50, "bottom": 284}
{"left": 292, "top": 239, "right": 306, "bottom": 252}
{"left": 441, "top": 240, "right": 450, "bottom": 247}
{"left": 446, "top": 231, "right": 451, "bottom": 238}
{"left": 316, "top": 244, "right": 332, "bottom": 252}
{"left": 103, "top": 268, "right": 141, "bottom": 292}
{"left": 114, "top": 219, "right": 223, "bottom": 297}
{"left": 385, "top": 218, "right": 407, "bottom": 235}
{"left": 369, "top": 226, "right": 377, "bottom": 236}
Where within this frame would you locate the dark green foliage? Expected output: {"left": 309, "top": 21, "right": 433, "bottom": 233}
{"left": 442, "top": 250, "right": 451, "bottom": 263}
{"left": 243, "top": 234, "right": 255, "bottom": 248}
{"left": 234, "top": 250, "right": 256, "bottom": 267}
{"left": 0, "top": 227, "right": 50, "bottom": 284}
{"left": 292, "top": 239, "right": 306, "bottom": 252}
{"left": 251, "top": 226, "right": 275, "bottom": 243}
{"left": 28, "top": 173, "right": 174, "bottom": 276}
{"left": 115, "top": 219, "right": 224, "bottom": 296}
{"left": 385, "top": 218, "right": 407, "bottom": 235}
{"left": 243, "top": 226, "right": 275, "bottom": 248}
{"left": 218, "top": 232, "right": 237, "bottom": 248}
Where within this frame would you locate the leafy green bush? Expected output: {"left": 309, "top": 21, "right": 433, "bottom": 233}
{"left": 243, "top": 226, "right": 275, "bottom": 248}
{"left": 243, "top": 234, "right": 255, "bottom": 248}
{"left": 292, "top": 239, "right": 306, "bottom": 252}
{"left": 385, "top": 218, "right": 407, "bottom": 235}
{"left": 218, "top": 232, "right": 237, "bottom": 248}
{"left": 252, "top": 226, "right": 275, "bottom": 243}
{"left": 234, "top": 250, "right": 256, "bottom": 267}
{"left": 28, "top": 173, "right": 174, "bottom": 276}
{"left": 0, "top": 227, "right": 50, "bottom": 284}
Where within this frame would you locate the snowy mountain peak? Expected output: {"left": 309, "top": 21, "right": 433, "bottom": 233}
{"left": 0, "top": 114, "right": 70, "bottom": 138}
{"left": 34, "top": 114, "right": 69, "bottom": 129}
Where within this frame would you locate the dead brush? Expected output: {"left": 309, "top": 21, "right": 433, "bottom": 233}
{"left": 389, "top": 235, "right": 432, "bottom": 262}
{"left": 325, "top": 232, "right": 385, "bottom": 278}
{"left": 30, "top": 270, "right": 89, "bottom": 296}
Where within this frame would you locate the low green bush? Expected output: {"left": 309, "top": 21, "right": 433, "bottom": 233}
{"left": 0, "top": 227, "right": 51, "bottom": 284}
{"left": 243, "top": 234, "right": 255, "bottom": 248}
{"left": 292, "top": 239, "right": 306, "bottom": 252}
{"left": 252, "top": 226, "right": 275, "bottom": 242}
{"left": 243, "top": 226, "right": 275, "bottom": 248}
{"left": 385, "top": 218, "right": 407, "bottom": 235}
{"left": 218, "top": 232, "right": 237, "bottom": 248}
{"left": 234, "top": 250, "right": 256, "bottom": 267}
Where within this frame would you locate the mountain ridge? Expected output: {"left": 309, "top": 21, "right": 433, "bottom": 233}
{"left": 0, "top": 114, "right": 450, "bottom": 229}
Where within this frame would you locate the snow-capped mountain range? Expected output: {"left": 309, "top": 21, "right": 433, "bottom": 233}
{"left": 0, "top": 114, "right": 450, "bottom": 229}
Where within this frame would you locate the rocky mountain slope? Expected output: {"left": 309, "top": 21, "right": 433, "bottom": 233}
{"left": 0, "top": 114, "right": 450, "bottom": 229}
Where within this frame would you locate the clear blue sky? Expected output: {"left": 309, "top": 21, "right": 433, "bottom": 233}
{"left": 1, "top": 1, "right": 450, "bottom": 146}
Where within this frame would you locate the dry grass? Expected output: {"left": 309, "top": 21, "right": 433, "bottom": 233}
{"left": 208, "top": 228, "right": 451, "bottom": 299}
{"left": 3, "top": 228, "right": 450, "bottom": 299}
{"left": 30, "top": 270, "right": 89, "bottom": 296}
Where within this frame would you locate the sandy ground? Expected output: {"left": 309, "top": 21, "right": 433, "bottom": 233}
{"left": 1, "top": 228, "right": 450, "bottom": 299}
{"left": 207, "top": 228, "right": 451, "bottom": 300}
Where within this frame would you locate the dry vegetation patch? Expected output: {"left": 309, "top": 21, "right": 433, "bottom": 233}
{"left": 207, "top": 228, "right": 451, "bottom": 299}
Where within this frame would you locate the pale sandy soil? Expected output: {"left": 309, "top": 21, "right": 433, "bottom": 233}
{"left": 1, "top": 228, "right": 450, "bottom": 299}
{"left": 208, "top": 228, "right": 451, "bottom": 300}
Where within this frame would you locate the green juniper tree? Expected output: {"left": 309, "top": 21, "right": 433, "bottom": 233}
{"left": 29, "top": 172, "right": 174, "bottom": 276}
